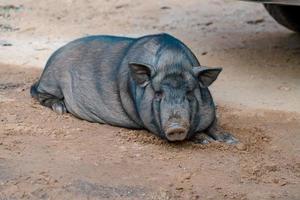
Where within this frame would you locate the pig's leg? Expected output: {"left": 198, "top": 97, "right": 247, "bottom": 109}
{"left": 31, "top": 83, "right": 67, "bottom": 115}
{"left": 193, "top": 119, "right": 238, "bottom": 144}
{"left": 205, "top": 119, "right": 238, "bottom": 144}
{"left": 37, "top": 92, "right": 67, "bottom": 114}
{"left": 192, "top": 133, "right": 215, "bottom": 144}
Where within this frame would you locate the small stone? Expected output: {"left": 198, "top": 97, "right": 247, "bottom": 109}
{"left": 175, "top": 186, "right": 184, "bottom": 191}
{"left": 160, "top": 6, "right": 171, "bottom": 10}
{"left": 183, "top": 172, "right": 192, "bottom": 180}
{"left": 278, "top": 86, "right": 291, "bottom": 91}
{"left": 262, "top": 137, "right": 269, "bottom": 142}
{"left": 265, "top": 164, "right": 278, "bottom": 172}
{"left": 205, "top": 22, "right": 213, "bottom": 26}
{"left": 272, "top": 178, "right": 279, "bottom": 184}
{"left": 0, "top": 40, "right": 12, "bottom": 46}
{"left": 168, "top": 183, "right": 174, "bottom": 187}
{"left": 236, "top": 143, "right": 246, "bottom": 151}
{"left": 246, "top": 18, "right": 264, "bottom": 25}
{"left": 280, "top": 181, "right": 288, "bottom": 186}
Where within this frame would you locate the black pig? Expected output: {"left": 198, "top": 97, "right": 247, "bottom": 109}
{"left": 31, "top": 33, "right": 237, "bottom": 143}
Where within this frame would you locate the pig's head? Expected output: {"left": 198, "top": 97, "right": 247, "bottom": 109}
{"left": 129, "top": 51, "right": 221, "bottom": 141}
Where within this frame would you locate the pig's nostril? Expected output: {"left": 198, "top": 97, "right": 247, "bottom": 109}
{"left": 169, "top": 130, "right": 184, "bottom": 136}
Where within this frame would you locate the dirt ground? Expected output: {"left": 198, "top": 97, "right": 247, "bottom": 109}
{"left": 0, "top": 0, "right": 300, "bottom": 199}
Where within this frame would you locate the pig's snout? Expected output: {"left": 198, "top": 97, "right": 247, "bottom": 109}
{"left": 165, "top": 122, "right": 189, "bottom": 141}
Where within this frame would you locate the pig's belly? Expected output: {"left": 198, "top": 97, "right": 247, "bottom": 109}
{"left": 61, "top": 81, "right": 140, "bottom": 128}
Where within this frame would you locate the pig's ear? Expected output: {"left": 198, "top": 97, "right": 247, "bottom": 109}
{"left": 193, "top": 66, "right": 222, "bottom": 88}
{"left": 129, "top": 62, "right": 152, "bottom": 87}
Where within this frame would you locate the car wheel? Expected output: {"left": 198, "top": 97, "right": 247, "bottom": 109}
{"left": 264, "top": 4, "right": 300, "bottom": 32}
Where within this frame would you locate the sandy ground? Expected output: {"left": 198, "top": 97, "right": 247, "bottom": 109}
{"left": 0, "top": 0, "right": 299, "bottom": 199}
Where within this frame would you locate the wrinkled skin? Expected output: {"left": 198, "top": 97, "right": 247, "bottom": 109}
{"left": 31, "top": 33, "right": 237, "bottom": 143}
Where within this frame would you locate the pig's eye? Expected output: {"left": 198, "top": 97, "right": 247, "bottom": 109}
{"left": 186, "top": 90, "right": 193, "bottom": 96}
{"left": 154, "top": 91, "right": 163, "bottom": 99}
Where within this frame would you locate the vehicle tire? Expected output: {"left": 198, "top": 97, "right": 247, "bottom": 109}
{"left": 264, "top": 4, "right": 300, "bottom": 32}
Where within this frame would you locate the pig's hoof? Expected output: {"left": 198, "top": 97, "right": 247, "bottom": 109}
{"left": 192, "top": 134, "right": 215, "bottom": 144}
{"left": 192, "top": 132, "right": 238, "bottom": 144}
{"left": 211, "top": 132, "right": 238, "bottom": 144}
{"left": 52, "top": 101, "right": 67, "bottom": 114}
